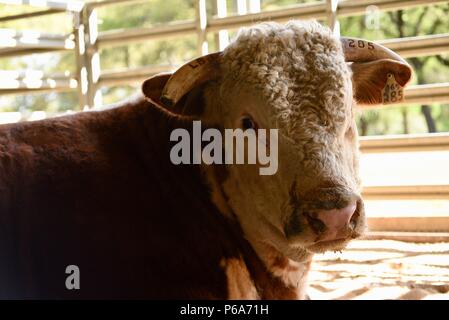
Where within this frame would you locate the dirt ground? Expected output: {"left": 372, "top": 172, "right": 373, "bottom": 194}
{"left": 307, "top": 240, "right": 449, "bottom": 300}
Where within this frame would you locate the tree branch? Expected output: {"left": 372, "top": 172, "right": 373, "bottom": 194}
{"left": 422, "top": 56, "right": 431, "bottom": 65}
{"left": 387, "top": 11, "right": 397, "bottom": 25}
{"left": 413, "top": 7, "right": 429, "bottom": 36}
{"left": 436, "top": 55, "right": 449, "bottom": 67}
{"left": 429, "top": 19, "right": 443, "bottom": 35}
{"left": 397, "top": 10, "right": 404, "bottom": 38}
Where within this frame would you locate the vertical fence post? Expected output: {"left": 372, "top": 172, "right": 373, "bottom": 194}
{"left": 237, "top": 0, "right": 247, "bottom": 15}
{"left": 74, "top": 4, "right": 101, "bottom": 110}
{"left": 326, "top": 0, "right": 340, "bottom": 35}
{"left": 216, "top": 0, "right": 229, "bottom": 51}
{"left": 74, "top": 9, "right": 89, "bottom": 109}
{"left": 196, "top": 0, "right": 208, "bottom": 55}
{"left": 248, "top": 0, "right": 261, "bottom": 13}
{"left": 87, "top": 6, "right": 102, "bottom": 109}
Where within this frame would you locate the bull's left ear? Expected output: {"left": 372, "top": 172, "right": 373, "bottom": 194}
{"left": 142, "top": 72, "right": 172, "bottom": 107}
{"left": 142, "top": 52, "right": 222, "bottom": 115}
{"left": 350, "top": 59, "right": 412, "bottom": 105}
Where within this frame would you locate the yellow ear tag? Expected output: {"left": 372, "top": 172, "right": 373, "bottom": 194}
{"left": 381, "top": 73, "right": 404, "bottom": 104}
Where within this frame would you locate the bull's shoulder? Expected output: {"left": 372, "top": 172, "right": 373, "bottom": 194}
{"left": 0, "top": 98, "right": 140, "bottom": 144}
{"left": 0, "top": 95, "right": 149, "bottom": 160}
{"left": 0, "top": 96, "right": 153, "bottom": 195}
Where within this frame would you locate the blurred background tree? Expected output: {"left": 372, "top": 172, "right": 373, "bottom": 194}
{"left": 0, "top": 0, "right": 448, "bottom": 134}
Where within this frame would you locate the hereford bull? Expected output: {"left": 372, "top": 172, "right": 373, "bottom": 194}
{"left": 0, "top": 21, "right": 411, "bottom": 299}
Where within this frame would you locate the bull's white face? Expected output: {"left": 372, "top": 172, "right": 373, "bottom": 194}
{"left": 204, "top": 31, "right": 365, "bottom": 261}
{"left": 142, "top": 20, "right": 411, "bottom": 268}
{"left": 201, "top": 22, "right": 366, "bottom": 263}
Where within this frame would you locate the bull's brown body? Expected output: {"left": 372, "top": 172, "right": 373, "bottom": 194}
{"left": 0, "top": 96, "right": 296, "bottom": 299}
{"left": 0, "top": 20, "right": 413, "bottom": 300}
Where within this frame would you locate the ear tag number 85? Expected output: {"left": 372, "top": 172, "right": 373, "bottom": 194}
{"left": 382, "top": 73, "right": 404, "bottom": 104}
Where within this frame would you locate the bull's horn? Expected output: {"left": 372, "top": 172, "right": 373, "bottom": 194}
{"left": 160, "top": 52, "right": 222, "bottom": 107}
{"left": 340, "top": 37, "right": 408, "bottom": 65}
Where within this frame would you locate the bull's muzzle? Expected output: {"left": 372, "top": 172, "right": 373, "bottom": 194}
{"left": 284, "top": 186, "right": 365, "bottom": 246}
{"left": 305, "top": 197, "right": 363, "bottom": 243}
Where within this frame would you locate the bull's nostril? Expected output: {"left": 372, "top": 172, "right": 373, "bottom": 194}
{"left": 305, "top": 213, "right": 326, "bottom": 234}
{"left": 349, "top": 211, "right": 359, "bottom": 230}
{"left": 349, "top": 201, "right": 362, "bottom": 230}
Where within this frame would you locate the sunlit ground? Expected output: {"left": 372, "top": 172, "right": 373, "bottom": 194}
{"left": 308, "top": 240, "right": 449, "bottom": 300}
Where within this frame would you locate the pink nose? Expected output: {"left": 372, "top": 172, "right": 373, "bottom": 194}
{"left": 314, "top": 201, "right": 357, "bottom": 242}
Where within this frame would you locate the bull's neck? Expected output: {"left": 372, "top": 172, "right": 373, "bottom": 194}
{"left": 202, "top": 164, "right": 312, "bottom": 300}
{"left": 140, "top": 99, "right": 311, "bottom": 299}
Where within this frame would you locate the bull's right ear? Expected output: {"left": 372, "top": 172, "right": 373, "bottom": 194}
{"left": 142, "top": 52, "right": 222, "bottom": 115}
{"left": 350, "top": 59, "right": 412, "bottom": 105}
{"left": 340, "top": 37, "right": 412, "bottom": 106}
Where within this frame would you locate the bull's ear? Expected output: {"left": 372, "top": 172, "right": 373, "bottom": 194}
{"left": 142, "top": 72, "right": 172, "bottom": 107}
{"left": 350, "top": 59, "right": 412, "bottom": 105}
{"left": 340, "top": 37, "right": 412, "bottom": 106}
{"left": 142, "top": 52, "right": 222, "bottom": 115}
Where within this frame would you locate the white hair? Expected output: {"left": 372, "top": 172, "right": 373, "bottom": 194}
{"left": 220, "top": 20, "right": 352, "bottom": 141}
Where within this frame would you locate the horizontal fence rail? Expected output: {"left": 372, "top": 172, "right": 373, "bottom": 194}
{"left": 87, "top": 0, "right": 148, "bottom": 9}
{"left": 360, "top": 133, "right": 449, "bottom": 153}
{"left": 0, "top": 71, "right": 77, "bottom": 94}
{"left": 363, "top": 185, "right": 449, "bottom": 200}
{"left": 337, "top": 0, "right": 449, "bottom": 16}
{"left": 401, "top": 83, "right": 449, "bottom": 105}
{"left": 207, "top": 1, "right": 328, "bottom": 32}
{"left": 0, "top": 8, "right": 63, "bottom": 22}
{"left": 0, "top": 0, "right": 84, "bottom": 11}
{"left": 379, "top": 33, "right": 449, "bottom": 58}
{"left": 98, "top": 65, "right": 173, "bottom": 87}
{"left": 0, "top": 29, "right": 75, "bottom": 57}
{"left": 363, "top": 231, "right": 449, "bottom": 243}
{"left": 368, "top": 217, "right": 449, "bottom": 232}
{"left": 97, "top": 21, "right": 197, "bottom": 47}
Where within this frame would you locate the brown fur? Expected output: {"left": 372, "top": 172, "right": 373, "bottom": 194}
{"left": 0, "top": 96, "right": 299, "bottom": 299}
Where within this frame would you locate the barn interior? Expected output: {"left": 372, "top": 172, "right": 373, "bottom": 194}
{"left": 1, "top": 0, "right": 449, "bottom": 300}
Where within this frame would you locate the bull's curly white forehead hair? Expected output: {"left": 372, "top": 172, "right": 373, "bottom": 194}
{"left": 220, "top": 20, "right": 353, "bottom": 138}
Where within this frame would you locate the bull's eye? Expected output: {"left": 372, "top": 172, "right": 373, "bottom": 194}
{"left": 241, "top": 116, "right": 256, "bottom": 130}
